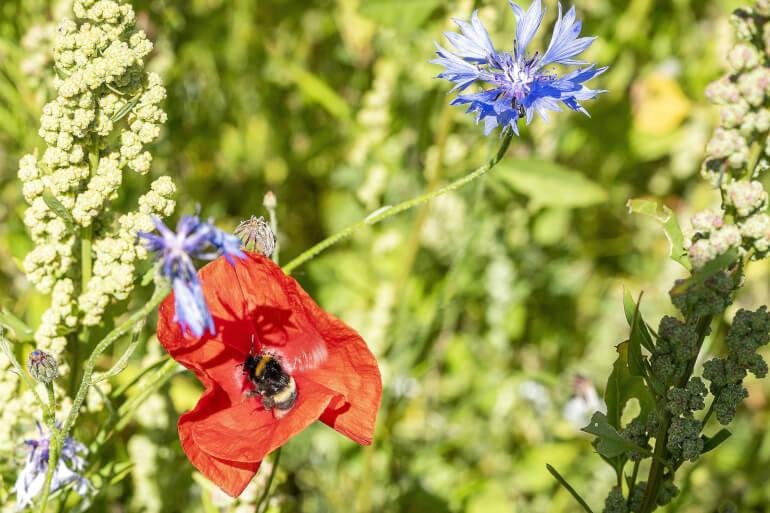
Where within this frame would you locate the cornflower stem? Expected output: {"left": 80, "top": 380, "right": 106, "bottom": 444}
{"left": 255, "top": 448, "right": 281, "bottom": 513}
{"left": 38, "top": 383, "right": 58, "bottom": 513}
{"left": 282, "top": 131, "right": 513, "bottom": 275}
{"left": 38, "top": 435, "right": 59, "bottom": 513}
{"left": 638, "top": 314, "right": 713, "bottom": 513}
{"left": 61, "top": 281, "right": 171, "bottom": 439}
{"left": 114, "top": 357, "right": 179, "bottom": 431}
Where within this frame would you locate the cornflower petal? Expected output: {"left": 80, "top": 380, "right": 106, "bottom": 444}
{"left": 140, "top": 214, "right": 247, "bottom": 337}
{"left": 445, "top": 10, "right": 497, "bottom": 62}
{"left": 433, "top": 1, "right": 606, "bottom": 135}
{"left": 510, "top": 0, "right": 545, "bottom": 54}
{"left": 540, "top": 3, "right": 596, "bottom": 66}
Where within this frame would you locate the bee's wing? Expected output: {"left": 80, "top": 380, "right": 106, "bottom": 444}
{"left": 262, "top": 335, "right": 328, "bottom": 374}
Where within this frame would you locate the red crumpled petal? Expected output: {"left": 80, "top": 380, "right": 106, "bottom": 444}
{"left": 232, "top": 254, "right": 383, "bottom": 445}
{"left": 178, "top": 387, "right": 260, "bottom": 497}
{"left": 156, "top": 252, "right": 382, "bottom": 497}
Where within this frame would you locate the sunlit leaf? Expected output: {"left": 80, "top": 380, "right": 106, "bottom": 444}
{"left": 496, "top": 159, "right": 607, "bottom": 209}
{"left": 627, "top": 198, "right": 690, "bottom": 270}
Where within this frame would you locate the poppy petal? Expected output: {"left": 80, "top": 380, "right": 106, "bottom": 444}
{"left": 231, "top": 254, "right": 382, "bottom": 444}
{"left": 192, "top": 375, "right": 336, "bottom": 463}
{"left": 179, "top": 388, "right": 260, "bottom": 497}
{"left": 289, "top": 281, "right": 382, "bottom": 445}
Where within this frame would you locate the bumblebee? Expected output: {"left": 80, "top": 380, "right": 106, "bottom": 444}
{"left": 243, "top": 352, "right": 297, "bottom": 416}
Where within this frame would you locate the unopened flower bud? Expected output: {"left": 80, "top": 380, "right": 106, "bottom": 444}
{"left": 27, "top": 350, "right": 59, "bottom": 384}
{"left": 263, "top": 191, "right": 277, "bottom": 210}
{"left": 728, "top": 44, "right": 760, "bottom": 72}
{"left": 234, "top": 216, "right": 276, "bottom": 257}
{"left": 726, "top": 180, "right": 767, "bottom": 217}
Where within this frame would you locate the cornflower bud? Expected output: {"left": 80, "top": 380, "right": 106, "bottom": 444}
{"left": 26, "top": 350, "right": 59, "bottom": 384}
{"left": 234, "top": 216, "right": 276, "bottom": 257}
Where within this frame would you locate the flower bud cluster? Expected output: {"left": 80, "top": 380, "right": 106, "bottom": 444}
{"left": 17, "top": 0, "right": 175, "bottom": 351}
{"left": 666, "top": 416, "right": 703, "bottom": 462}
{"left": 693, "top": 11, "right": 770, "bottom": 268}
{"left": 702, "top": 307, "right": 770, "bottom": 424}
{"left": 670, "top": 271, "right": 736, "bottom": 318}
{"left": 79, "top": 176, "right": 176, "bottom": 325}
{"left": 666, "top": 377, "right": 707, "bottom": 417}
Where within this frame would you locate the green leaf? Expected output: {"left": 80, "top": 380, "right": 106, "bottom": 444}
{"left": 627, "top": 198, "right": 690, "bottom": 270}
{"left": 42, "top": 190, "right": 77, "bottom": 234}
{"left": 359, "top": 0, "right": 442, "bottom": 31}
{"left": 582, "top": 412, "right": 651, "bottom": 459}
{"left": 495, "top": 159, "right": 607, "bottom": 209}
{"left": 546, "top": 464, "right": 595, "bottom": 513}
{"left": 702, "top": 429, "right": 732, "bottom": 454}
{"left": 90, "top": 322, "right": 144, "bottom": 385}
{"left": 0, "top": 308, "right": 34, "bottom": 343}
{"left": 670, "top": 248, "right": 739, "bottom": 296}
{"left": 604, "top": 342, "right": 654, "bottom": 431}
{"left": 622, "top": 287, "right": 654, "bottom": 352}
{"left": 276, "top": 61, "right": 352, "bottom": 123}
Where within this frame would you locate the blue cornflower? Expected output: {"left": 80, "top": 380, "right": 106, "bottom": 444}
{"left": 139, "top": 214, "right": 246, "bottom": 338}
{"left": 432, "top": 1, "right": 607, "bottom": 135}
{"left": 14, "top": 423, "right": 92, "bottom": 509}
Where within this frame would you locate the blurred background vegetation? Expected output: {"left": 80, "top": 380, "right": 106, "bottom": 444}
{"left": 2, "top": 0, "right": 770, "bottom": 511}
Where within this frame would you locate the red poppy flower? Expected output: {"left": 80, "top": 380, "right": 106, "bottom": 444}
{"left": 156, "top": 252, "right": 382, "bottom": 497}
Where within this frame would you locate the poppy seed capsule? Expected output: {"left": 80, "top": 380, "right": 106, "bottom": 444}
{"left": 27, "top": 350, "right": 58, "bottom": 384}
{"left": 234, "top": 216, "right": 276, "bottom": 257}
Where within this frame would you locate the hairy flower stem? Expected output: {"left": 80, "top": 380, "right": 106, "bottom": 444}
{"left": 639, "top": 314, "right": 713, "bottom": 513}
{"left": 36, "top": 283, "right": 170, "bottom": 512}
{"left": 38, "top": 437, "right": 59, "bottom": 513}
{"left": 255, "top": 448, "right": 281, "bottom": 513}
{"left": 62, "top": 282, "right": 171, "bottom": 438}
{"left": 282, "top": 131, "right": 513, "bottom": 274}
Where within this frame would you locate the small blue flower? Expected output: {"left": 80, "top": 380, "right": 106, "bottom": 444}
{"left": 432, "top": 1, "right": 607, "bottom": 136}
{"left": 139, "top": 214, "right": 246, "bottom": 337}
{"left": 14, "top": 423, "right": 92, "bottom": 509}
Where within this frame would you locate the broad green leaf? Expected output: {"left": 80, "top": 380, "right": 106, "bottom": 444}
{"left": 582, "top": 412, "right": 651, "bottom": 459}
{"left": 495, "top": 159, "right": 607, "bottom": 209}
{"left": 359, "top": 0, "right": 442, "bottom": 31}
{"left": 627, "top": 198, "right": 690, "bottom": 270}
{"left": 42, "top": 190, "right": 77, "bottom": 234}
{"left": 604, "top": 341, "right": 654, "bottom": 431}
{"left": 702, "top": 429, "right": 732, "bottom": 454}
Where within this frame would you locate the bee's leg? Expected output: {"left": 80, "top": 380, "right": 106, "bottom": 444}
{"left": 262, "top": 395, "right": 275, "bottom": 410}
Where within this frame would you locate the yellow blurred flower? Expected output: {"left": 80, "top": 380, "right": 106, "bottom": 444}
{"left": 632, "top": 72, "right": 692, "bottom": 134}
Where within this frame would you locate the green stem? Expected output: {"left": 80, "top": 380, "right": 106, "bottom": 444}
{"left": 61, "top": 282, "right": 171, "bottom": 439}
{"left": 255, "top": 448, "right": 281, "bottom": 513}
{"left": 37, "top": 383, "right": 59, "bottom": 513}
{"left": 114, "top": 357, "right": 179, "bottom": 431}
{"left": 627, "top": 460, "right": 640, "bottom": 506}
{"left": 282, "top": 132, "right": 513, "bottom": 275}
{"left": 638, "top": 314, "right": 713, "bottom": 513}
{"left": 37, "top": 436, "right": 59, "bottom": 513}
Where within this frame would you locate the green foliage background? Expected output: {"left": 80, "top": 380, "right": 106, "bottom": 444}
{"left": 1, "top": 0, "right": 770, "bottom": 511}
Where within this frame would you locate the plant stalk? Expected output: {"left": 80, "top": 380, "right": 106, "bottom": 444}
{"left": 638, "top": 314, "right": 713, "bottom": 513}
{"left": 282, "top": 131, "right": 513, "bottom": 274}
